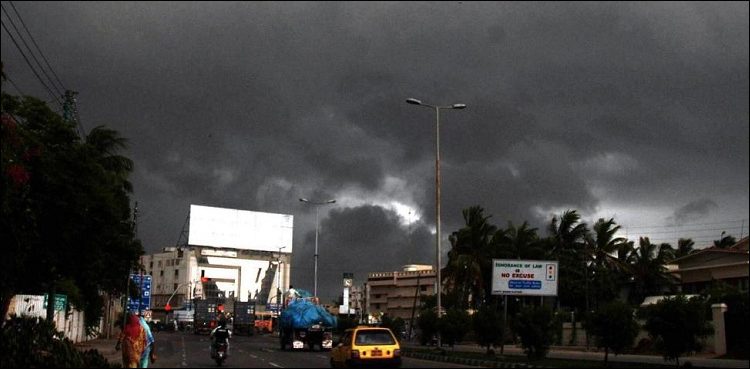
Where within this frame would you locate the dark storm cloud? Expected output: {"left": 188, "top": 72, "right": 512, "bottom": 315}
{"left": 292, "top": 205, "right": 433, "bottom": 302}
{"left": 669, "top": 199, "right": 719, "bottom": 225}
{"left": 2, "top": 2, "right": 748, "bottom": 298}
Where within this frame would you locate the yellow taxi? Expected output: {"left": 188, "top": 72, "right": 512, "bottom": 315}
{"left": 330, "top": 326, "right": 402, "bottom": 368}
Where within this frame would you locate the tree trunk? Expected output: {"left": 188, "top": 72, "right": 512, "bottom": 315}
{"left": 1, "top": 291, "right": 14, "bottom": 320}
{"left": 46, "top": 282, "right": 56, "bottom": 322}
{"left": 604, "top": 347, "right": 609, "bottom": 366}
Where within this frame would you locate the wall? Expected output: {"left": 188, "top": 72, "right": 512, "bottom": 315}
{"left": 558, "top": 320, "right": 718, "bottom": 353}
{"left": 7, "top": 294, "right": 104, "bottom": 343}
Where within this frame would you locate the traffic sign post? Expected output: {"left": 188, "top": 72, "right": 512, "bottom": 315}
{"left": 43, "top": 294, "right": 67, "bottom": 312}
{"left": 127, "top": 274, "right": 152, "bottom": 313}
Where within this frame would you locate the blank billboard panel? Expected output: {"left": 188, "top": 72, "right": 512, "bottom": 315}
{"left": 188, "top": 204, "right": 294, "bottom": 252}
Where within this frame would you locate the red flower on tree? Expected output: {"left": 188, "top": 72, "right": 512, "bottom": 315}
{"left": 6, "top": 163, "right": 30, "bottom": 186}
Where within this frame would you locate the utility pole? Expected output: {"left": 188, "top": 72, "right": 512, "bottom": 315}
{"left": 62, "top": 90, "right": 84, "bottom": 136}
{"left": 408, "top": 271, "right": 421, "bottom": 341}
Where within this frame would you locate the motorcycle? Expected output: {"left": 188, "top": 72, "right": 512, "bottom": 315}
{"left": 212, "top": 341, "right": 228, "bottom": 366}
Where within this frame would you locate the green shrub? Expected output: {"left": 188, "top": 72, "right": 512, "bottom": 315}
{"left": 472, "top": 304, "right": 504, "bottom": 354}
{"left": 640, "top": 296, "right": 713, "bottom": 367}
{"left": 438, "top": 308, "right": 470, "bottom": 346}
{"left": 417, "top": 308, "right": 438, "bottom": 345}
{"left": 1, "top": 316, "right": 119, "bottom": 368}
{"left": 513, "top": 305, "right": 555, "bottom": 360}
{"left": 586, "top": 301, "right": 639, "bottom": 366}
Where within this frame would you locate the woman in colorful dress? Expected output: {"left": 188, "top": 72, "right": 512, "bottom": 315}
{"left": 118, "top": 313, "right": 146, "bottom": 368}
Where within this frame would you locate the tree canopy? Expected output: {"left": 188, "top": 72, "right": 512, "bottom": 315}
{"left": 1, "top": 88, "right": 142, "bottom": 331}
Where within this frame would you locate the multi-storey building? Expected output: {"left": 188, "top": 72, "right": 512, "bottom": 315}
{"left": 366, "top": 265, "right": 435, "bottom": 321}
{"left": 141, "top": 246, "right": 291, "bottom": 312}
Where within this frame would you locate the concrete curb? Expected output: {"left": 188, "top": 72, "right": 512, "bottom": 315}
{"left": 403, "top": 350, "right": 537, "bottom": 368}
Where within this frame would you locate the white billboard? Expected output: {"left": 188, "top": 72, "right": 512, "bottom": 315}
{"left": 188, "top": 204, "right": 294, "bottom": 252}
{"left": 491, "top": 259, "right": 558, "bottom": 296}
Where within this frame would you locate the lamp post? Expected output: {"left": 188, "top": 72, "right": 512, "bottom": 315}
{"left": 276, "top": 246, "right": 287, "bottom": 313}
{"left": 299, "top": 198, "right": 336, "bottom": 297}
{"left": 406, "top": 97, "right": 466, "bottom": 348}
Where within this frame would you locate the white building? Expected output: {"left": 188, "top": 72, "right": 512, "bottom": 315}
{"left": 142, "top": 246, "right": 291, "bottom": 310}
{"left": 141, "top": 204, "right": 295, "bottom": 313}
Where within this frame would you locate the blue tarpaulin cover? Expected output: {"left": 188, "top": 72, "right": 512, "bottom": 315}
{"left": 280, "top": 292, "right": 337, "bottom": 329}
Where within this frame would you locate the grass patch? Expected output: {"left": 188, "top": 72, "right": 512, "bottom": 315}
{"left": 403, "top": 347, "right": 699, "bottom": 368}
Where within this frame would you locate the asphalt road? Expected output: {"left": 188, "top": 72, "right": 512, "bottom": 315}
{"left": 149, "top": 331, "right": 474, "bottom": 368}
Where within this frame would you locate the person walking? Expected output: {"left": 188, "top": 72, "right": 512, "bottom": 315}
{"left": 139, "top": 315, "right": 156, "bottom": 367}
{"left": 117, "top": 313, "right": 146, "bottom": 368}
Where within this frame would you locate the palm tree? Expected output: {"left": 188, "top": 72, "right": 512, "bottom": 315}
{"left": 547, "top": 210, "right": 589, "bottom": 256}
{"left": 587, "top": 218, "right": 628, "bottom": 270}
{"left": 627, "top": 237, "right": 677, "bottom": 305}
{"left": 713, "top": 233, "right": 737, "bottom": 248}
{"left": 585, "top": 218, "right": 630, "bottom": 308}
{"left": 84, "top": 125, "right": 134, "bottom": 192}
{"left": 545, "top": 210, "right": 589, "bottom": 311}
{"left": 495, "top": 221, "right": 543, "bottom": 260}
{"left": 445, "top": 206, "right": 497, "bottom": 309}
{"left": 675, "top": 238, "right": 695, "bottom": 258}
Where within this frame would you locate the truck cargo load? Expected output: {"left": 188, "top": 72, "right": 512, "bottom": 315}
{"left": 279, "top": 289, "right": 337, "bottom": 351}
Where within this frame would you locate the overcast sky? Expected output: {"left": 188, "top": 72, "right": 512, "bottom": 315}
{"left": 2, "top": 1, "right": 748, "bottom": 303}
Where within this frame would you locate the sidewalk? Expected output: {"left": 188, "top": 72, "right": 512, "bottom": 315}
{"left": 75, "top": 337, "right": 121, "bottom": 366}
{"left": 402, "top": 342, "right": 749, "bottom": 368}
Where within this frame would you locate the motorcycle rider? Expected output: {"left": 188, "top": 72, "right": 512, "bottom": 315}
{"left": 210, "top": 315, "right": 232, "bottom": 359}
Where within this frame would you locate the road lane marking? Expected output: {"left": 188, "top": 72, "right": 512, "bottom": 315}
{"left": 317, "top": 355, "right": 327, "bottom": 359}
{"left": 181, "top": 335, "right": 187, "bottom": 367}
{"left": 269, "top": 362, "right": 283, "bottom": 368}
{"left": 250, "top": 354, "right": 258, "bottom": 359}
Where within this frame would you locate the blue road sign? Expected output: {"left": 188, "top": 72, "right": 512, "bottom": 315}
{"left": 127, "top": 274, "right": 152, "bottom": 312}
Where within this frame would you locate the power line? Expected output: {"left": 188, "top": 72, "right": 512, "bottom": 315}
{"left": 7, "top": 1, "right": 66, "bottom": 93}
{"left": 4, "top": 75, "right": 26, "bottom": 96}
{"left": 623, "top": 219, "right": 746, "bottom": 230}
{"left": 1, "top": 4, "right": 63, "bottom": 98}
{"left": 0, "top": 18, "right": 61, "bottom": 107}
{"left": 624, "top": 225, "right": 746, "bottom": 236}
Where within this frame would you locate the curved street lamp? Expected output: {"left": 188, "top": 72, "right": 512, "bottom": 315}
{"left": 299, "top": 198, "right": 336, "bottom": 297}
{"left": 405, "top": 97, "right": 466, "bottom": 348}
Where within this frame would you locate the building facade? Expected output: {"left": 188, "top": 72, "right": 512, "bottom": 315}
{"left": 668, "top": 237, "right": 749, "bottom": 294}
{"left": 366, "top": 265, "right": 435, "bottom": 321}
{"left": 141, "top": 246, "right": 291, "bottom": 312}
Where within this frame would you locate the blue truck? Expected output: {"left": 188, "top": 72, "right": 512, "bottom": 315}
{"left": 279, "top": 296, "right": 337, "bottom": 351}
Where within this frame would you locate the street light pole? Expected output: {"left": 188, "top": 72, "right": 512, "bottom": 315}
{"left": 406, "top": 97, "right": 466, "bottom": 348}
{"left": 276, "top": 246, "right": 286, "bottom": 312}
{"left": 300, "top": 198, "right": 336, "bottom": 297}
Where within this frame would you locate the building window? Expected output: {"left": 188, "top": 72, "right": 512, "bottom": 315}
{"left": 160, "top": 270, "right": 164, "bottom": 276}
{"left": 420, "top": 286, "right": 427, "bottom": 292}
{"left": 375, "top": 304, "right": 381, "bottom": 309}
{"left": 149, "top": 261, "right": 153, "bottom": 269}
{"left": 158, "top": 261, "right": 162, "bottom": 267}
{"left": 174, "top": 269, "right": 179, "bottom": 276}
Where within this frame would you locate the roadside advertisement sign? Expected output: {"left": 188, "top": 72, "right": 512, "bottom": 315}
{"left": 491, "top": 259, "right": 558, "bottom": 296}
